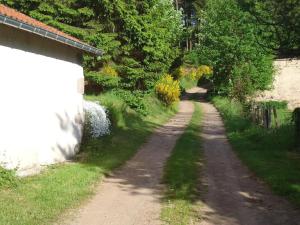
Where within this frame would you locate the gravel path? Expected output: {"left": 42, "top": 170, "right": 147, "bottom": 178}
{"left": 196, "top": 87, "right": 300, "bottom": 225}
{"left": 65, "top": 100, "right": 195, "bottom": 225}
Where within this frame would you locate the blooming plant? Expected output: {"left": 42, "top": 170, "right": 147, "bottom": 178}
{"left": 83, "top": 100, "right": 111, "bottom": 138}
{"left": 102, "top": 64, "right": 118, "bottom": 77}
{"left": 197, "top": 65, "right": 213, "bottom": 79}
{"left": 155, "top": 74, "right": 180, "bottom": 105}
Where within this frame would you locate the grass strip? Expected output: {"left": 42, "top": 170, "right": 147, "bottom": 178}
{"left": 212, "top": 96, "right": 300, "bottom": 208}
{"left": 0, "top": 93, "right": 177, "bottom": 225}
{"left": 161, "top": 102, "right": 203, "bottom": 225}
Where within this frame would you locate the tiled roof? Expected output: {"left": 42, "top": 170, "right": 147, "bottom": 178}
{"left": 0, "top": 4, "right": 102, "bottom": 55}
{"left": 0, "top": 4, "right": 81, "bottom": 43}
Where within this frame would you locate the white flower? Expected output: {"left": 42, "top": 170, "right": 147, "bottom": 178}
{"left": 83, "top": 100, "right": 111, "bottom": 138}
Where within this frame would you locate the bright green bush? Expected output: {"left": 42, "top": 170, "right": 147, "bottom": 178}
{"left": 113, "top": 90, "right": 149, "bottom": 116}
{"left": 0, "top": 167, "right": 18, "bottom": 188}
{"left": 85, "top": 71, "right": 120, "bottom": 91}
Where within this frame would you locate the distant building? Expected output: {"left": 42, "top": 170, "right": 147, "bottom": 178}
{"left": 0, "top": 4, "right": 102, "bottom": 176}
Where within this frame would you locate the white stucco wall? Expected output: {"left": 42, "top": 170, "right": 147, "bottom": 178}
{"left": 256, "top": 59, "right": 300, "bottom": 110}
{"left": 0, "top": 24, "right": 85, "bottom": 176}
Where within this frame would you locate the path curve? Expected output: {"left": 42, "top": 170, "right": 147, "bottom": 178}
{"left": 65, "top": 100, "right": 195, "bottom": 225}
{"left": 194, "top": 87, "right": 300, "bottom": 225}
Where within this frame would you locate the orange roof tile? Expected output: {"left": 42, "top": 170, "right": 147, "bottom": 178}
{"left": 0, "top": 4, "right": 82, "bottom": 43}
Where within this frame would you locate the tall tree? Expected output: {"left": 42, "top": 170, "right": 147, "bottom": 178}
{"left": 0, "top": 0, "right": 183, "bottom": 90}
{"left": 194, "top": 0, "right": 274, "bottom": 100}
{"left": 238, "top": 0, "right": 300, "bottom": 57}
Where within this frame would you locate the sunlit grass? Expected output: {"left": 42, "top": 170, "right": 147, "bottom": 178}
{"left": 161, "top": 102, "right": 203, "bottom": 224}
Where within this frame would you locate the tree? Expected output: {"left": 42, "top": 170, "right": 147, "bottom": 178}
{"left": 194, "top": 0, "right": 274, "bottom": 100}
{"left": 238, "top": 0, "right": 300, "bottom": 57}
{"left": 1, "top": 0, "right": 183, "bottom": 89}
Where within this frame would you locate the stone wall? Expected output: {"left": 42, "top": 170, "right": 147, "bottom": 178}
{"left": 256, "top": 59, "right": 300, "bottom": 110}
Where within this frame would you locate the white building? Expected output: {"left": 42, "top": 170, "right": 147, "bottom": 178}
{"left": 0, "top": 4, "right": 102, "bottom": 176}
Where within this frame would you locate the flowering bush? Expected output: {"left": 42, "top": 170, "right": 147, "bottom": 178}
{"left": 102, "top": 64, "right": 118, "bottom": 77}
{"left": 155, "top": 74, "right": 180, "bottom": 105}
{"left": 197, "top": 65, "right": 213, "bottom": 79}
{"left": 83, "top": 100, "right": 111, "bottom": 138}
{"left": 173, "top": 65, "right": 213, "bottom": 81}
{"left": 173, "top": 66, "right": 186, "bottom": 79}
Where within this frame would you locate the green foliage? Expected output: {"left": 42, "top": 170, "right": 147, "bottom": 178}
{"left": 179, "top": 76, "right": 198, "bottom": 91}
{"left": 85, "top": 72, "right": 120, "bottom": 91}
{"left": 113, "top": 89, "right": 149, "bottom": 116}
{"left": 0, "top": 0, "right": 184, "bottom": 111}
{"left": 0, "top": 167, "right": 18, "bottom": 189}
{"left": 254, "top": 101, "right": 288, "bottom": 110}
{"left": 193, "top": 0, "right": 274, "bottom": 101}
{"left": 239, "top": 0, "right": 300, "bottom": 57}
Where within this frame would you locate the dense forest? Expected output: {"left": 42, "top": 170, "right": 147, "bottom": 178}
{"left": 1, "top": 0, "right": 299, "bottom": 105}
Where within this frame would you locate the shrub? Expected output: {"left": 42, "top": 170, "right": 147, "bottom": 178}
{"left": 155, "top": 74, "right": 180, "bottom": 105}
{"left": 174, "top": 65, "right": 212, "bottom": 81}
{"left": 173, "top": 66, "right": 186, "bottom": 79}
{"left": 85, "top": 65, "right": 120, "bottom": 93}
{"left": 113, "top": 89, "right": 149, "bottom": 116}
{"left": 0, "top": 167, "right": 18, "bottom": 188}
{"left": 83, "top": 100, "right": 111, "bottom": 139}
{"left": 197, "top": 65, "right": 213, "bottom": 79}
{"left": 102, "top": 64, "right": 118, "bottom": 77}
{"left": 85, "top": 71, "right": 120, "bottom": 92}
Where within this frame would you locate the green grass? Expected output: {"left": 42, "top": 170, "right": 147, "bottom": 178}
{"left": 0, "top": 92, "right": 177, "bottom": 225}
{"left": 212, "top": 96, "right": 300, "bottom": 208}
{"left": 161, "top": 102, "right": 203, "bottom": 225}
{"left": 180, "top": 77, "right": 198, "bottom": 90}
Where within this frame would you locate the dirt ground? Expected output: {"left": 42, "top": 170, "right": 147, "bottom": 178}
{"left": 63, "top": 87, "right": 300, "bottom": 225}
{"left": 64, "top": 100, "right": 195, "bottom": 225}
{"left": 196, "top": 87, "right": 300, "bottom": 225}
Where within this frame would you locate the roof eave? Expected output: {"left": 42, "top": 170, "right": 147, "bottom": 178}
{"left": 0, "top": 14, "right": 103, "bottom": 56}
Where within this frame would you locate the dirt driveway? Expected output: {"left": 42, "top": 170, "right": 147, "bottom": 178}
{"left": 63, "top": 87, "right": 300, "bottom": 225}
{"left": 64, "top": 100, "right": 195, "bottom": 225}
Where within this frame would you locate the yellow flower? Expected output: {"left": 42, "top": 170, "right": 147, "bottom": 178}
{"left": 102, "top": 64, "right": 118, "bottom": 77}
{"left": 155, "top": 74, "right": 180, "bottom": 105}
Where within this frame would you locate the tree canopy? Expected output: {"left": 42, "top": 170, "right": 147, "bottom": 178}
{"left": 1, "top": 0, "right": 298, "bottom": 104}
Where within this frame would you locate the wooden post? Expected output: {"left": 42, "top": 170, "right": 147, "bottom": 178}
{"left": 263, "top": 107, "right": 272, "bottom": 129}
{"left": 293, "top": 108, "right": 300, "bottom": 150}
{"left": 267, "top": 107, "right": 272, "bottom": 129}
{"left": 260, "top": 106, "right": 264, "bottom": 126}
{"left": 273, "top": 107, "right": 278, "bottom": 128}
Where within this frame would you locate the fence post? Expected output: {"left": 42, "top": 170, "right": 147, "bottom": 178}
{"left": 263, "top": 106, "right": 272, "bottom": 129}
{"left": 273, "top": 107, "right": 278, "bottom": 128}
{"left": 293, "top": 108, "right": 300, "bottom": 150}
